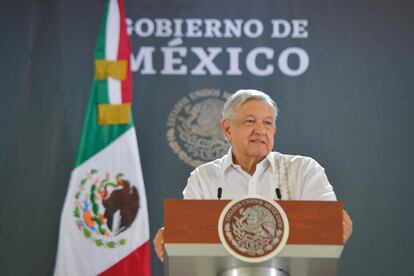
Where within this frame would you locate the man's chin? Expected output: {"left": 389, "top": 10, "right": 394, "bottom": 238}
{"left": 247, "top": 148, "right": 270, "bottom": 159}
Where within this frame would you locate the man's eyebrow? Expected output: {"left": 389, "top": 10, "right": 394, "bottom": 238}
{"left": 239, "top": 114, "right": 274, "bottom": 120}
{"left": 244, "top": 114, "right": 273, "bottom": 119}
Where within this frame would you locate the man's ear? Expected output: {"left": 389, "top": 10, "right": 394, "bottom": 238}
{"left": 220, "top": 119, "right": 231, "bottom": 141}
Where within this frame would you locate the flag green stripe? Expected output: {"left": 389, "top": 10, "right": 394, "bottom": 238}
{"left": 95, "top": 0, "right": 110, "bottom": 104}
{"left": 75, "top": 0, "right": 131, "bottom": 167}
{"left": 75, "top": 83, "right": 132, "bottom": 167}
{"left": 96, "top": 80, "right": 109, "bottom": 104}
{"left": 94, "top": 0, "right": 108, "bottom": 60}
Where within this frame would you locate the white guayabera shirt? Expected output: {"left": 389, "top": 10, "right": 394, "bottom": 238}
{"left": 183, "top": 149, "right": 337, "bottom": 201}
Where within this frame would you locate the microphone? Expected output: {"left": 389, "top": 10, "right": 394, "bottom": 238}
{"left": 275, "top": 188, "right": 282, "bottom": 200}
{"left": 217, "top": 187, "right": 222, "bottom": 200}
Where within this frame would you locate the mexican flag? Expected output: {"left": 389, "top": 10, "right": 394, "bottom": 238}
{"left": 54, "top": 0, "right": 151, "bottom": 275}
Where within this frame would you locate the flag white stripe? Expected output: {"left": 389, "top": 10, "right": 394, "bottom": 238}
{"left": 106, "top": 0, "right": 122, "bottom": 104}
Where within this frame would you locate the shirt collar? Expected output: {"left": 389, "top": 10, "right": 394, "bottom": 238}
{"left": 221, "top": 147, "right": 234, "bottom": 175}
{"left": 220, "top": 148, "right": 276, "bottom": 175}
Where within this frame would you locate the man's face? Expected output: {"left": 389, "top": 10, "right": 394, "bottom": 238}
{"left": 221, "top": 100, "right": 276, "bottom": 163}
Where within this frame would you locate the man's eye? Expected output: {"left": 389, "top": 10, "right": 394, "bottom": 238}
{"left": 245, "top": 119, "right": 254, "bottom": 125}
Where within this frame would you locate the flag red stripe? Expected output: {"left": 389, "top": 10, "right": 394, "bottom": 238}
{"left": 117, "top": 0, "right": 132, "bottom": 104}
{"left": 99, "top": 240, "right": 152, "bottom": 276}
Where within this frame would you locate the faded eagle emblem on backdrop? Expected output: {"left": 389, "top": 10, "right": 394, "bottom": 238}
{"left": 167, "top": 89, "right": 231, "bottom": 167}
{"left": 73, "top": 169, "right": 139, "bottom": 248}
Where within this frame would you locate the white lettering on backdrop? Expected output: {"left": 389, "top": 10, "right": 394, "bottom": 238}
{"left": 127, "top": 18, "right": 310, "bottom": 77}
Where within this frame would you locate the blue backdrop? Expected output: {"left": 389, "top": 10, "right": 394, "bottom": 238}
{"left": 1, "top": 0, "right": 413, "bottom": 275}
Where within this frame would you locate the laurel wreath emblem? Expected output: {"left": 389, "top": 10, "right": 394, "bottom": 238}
{"left": 166, "top": 89, "right": 231, "bottom": 167}
{"left": 218, "top": 197, "right": 289, "bottom": 263}
{"left": 73, "top": 169, "right": 131, "bottom": 249}
{"left": 224, "top": 205, "right": 283, "bottom": 256}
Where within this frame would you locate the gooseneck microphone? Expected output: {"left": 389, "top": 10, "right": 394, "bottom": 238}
{"left": 217, "top": 187, "right": 222, "bottom": 200}
{"left": 275, "top": 188, "right": 282, "bottom": 200}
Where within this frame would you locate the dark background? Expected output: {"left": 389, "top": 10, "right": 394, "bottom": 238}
{"left": 1, "top": 0, "right": 414, "bottom": 275}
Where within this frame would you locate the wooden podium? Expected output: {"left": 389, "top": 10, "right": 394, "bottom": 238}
{"left": 164, "top": 199, "right": 344, "bottom": 276}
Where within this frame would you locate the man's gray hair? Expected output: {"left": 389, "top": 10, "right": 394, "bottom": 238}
{"left": 222, "top": 89, "right": 278, "bottom": 120}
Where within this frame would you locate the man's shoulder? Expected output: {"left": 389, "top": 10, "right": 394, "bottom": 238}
{"left": 191, "top": 154, "right": 227, "bottom": 175}
{"left": 271, "top": 151, "right": 322, "bottom": 167}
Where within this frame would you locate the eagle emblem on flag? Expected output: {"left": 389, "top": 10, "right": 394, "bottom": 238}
{"left": 73, "top": 169, "right": 139, "bottom": 248}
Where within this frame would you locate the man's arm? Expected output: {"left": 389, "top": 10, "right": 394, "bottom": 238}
{"left": 298, "top": 157, "right": 336, "bottom": 200}
{"left": 153, "top": 227, "right": 165, "bottom": 262}
{"left": 182, "top": 169, "right": 204, "bottom": 199}
{"left": 154, "top": 171, "right": 203, "bottom": 263}
{"left": 298, "top": 157, "right": 353, "bottom": 242}
{"left": 343, "top": 209, "right": 353, "bottom": 243}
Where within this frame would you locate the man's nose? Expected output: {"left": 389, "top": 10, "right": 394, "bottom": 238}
{"left": 253, "top": 122, "right": 266, "bottom": 134}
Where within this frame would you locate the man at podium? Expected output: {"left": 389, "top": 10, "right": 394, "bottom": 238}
{"left": 154, "top": 89, "right": 353, "bottom": 262}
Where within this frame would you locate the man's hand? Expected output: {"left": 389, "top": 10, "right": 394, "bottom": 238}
{"left": 343, "top": 209, "right": 353, "bottom": 243}
{"left": 153, "top": 227, "right": 165, "bottom": 262}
